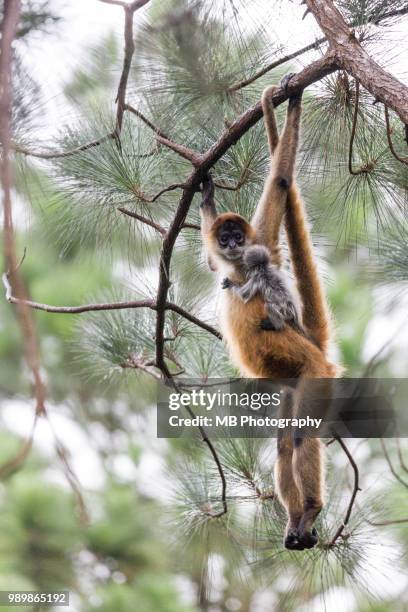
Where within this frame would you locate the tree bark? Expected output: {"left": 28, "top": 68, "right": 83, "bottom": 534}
{"left": 306, "top": 0, "right": 408, "bottom": 123}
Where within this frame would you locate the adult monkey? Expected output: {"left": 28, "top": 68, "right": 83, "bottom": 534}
{"left": 200, "top": 76, "right": 338, "bottom": 550}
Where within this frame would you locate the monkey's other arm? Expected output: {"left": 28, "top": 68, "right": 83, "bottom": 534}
{"left": 200, "top": 175, "right": 218, "bottom": 271}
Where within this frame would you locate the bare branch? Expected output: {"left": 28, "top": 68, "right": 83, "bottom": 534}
{"left": 116, "top": 5, "right": 138, "bottom": 134}
{"left": 124, "top": 103, "right": 168, "bottom": 137}
{"left": 330, "top": 437, "right": 361, "bottom": 546}
{"left": 125, "top": 103, "right": 202, "bottom": 164}
{"left": 2, "top": 274, "right": 221, "bottom": 338}
{"left": 131, "top": 182, "right": 187, "bottom": 203}
{"left": 118, "top": 207, "right": 167, "bottom": 235}
{"left": 228, "top": 37, "right": 327, "bottom": 92}
{"left": 12, "top": 133, "right": 115, "bottom": 159}
{"left": 182, "top": 222, "right": 200, "bottom": 231}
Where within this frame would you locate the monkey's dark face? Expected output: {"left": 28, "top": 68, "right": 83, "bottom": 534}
{"left": 217, "top": 220, "right": 247, "bottom": 261}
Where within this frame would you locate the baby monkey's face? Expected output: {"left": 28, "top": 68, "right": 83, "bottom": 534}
{"left": 217, "top": 220, "right": 247, "bottom": 261}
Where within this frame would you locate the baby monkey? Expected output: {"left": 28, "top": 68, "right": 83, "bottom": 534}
{"left": 222, "top": 244, "right": 303, "bottom": 334}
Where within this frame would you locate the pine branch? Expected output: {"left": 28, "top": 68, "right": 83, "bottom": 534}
{"left": 125, "top": 103, "right": 202, "bottom": 164}
{"left": 12, "top": 133, "right": 115, "bottom": 158}
{"left": 2, "top": 273, "right": 221, "bottom": 338}
{"left": 306, "top": 0, "right": 408, "bottom": 123}
{"left": 118, "top": 207, "right": 166, "bottom": 234}
{"left": 329, "top": 437, "right": 361, "bottom": 546}
{"left": 227, "top": 5, "right": 408, "bottom": 93}
{"left": 115, "top": 2, "right": 151, "bottom": 135}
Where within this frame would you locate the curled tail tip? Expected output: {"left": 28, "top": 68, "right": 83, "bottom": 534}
{"left": 244, "top": 245, "right": 271, "bottom": 269}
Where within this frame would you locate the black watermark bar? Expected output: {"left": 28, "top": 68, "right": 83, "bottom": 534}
{"left": 157, "top": 378, "right": 406, "bottom": 438}
{"left": 0, "top": 592, "right": 69, "bottom": 606}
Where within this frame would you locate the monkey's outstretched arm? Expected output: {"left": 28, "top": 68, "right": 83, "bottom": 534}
{"left": 251, "top": 79, "right": 303, "bottom": 267}
{"left": 199, "top": 175, "right": 218, "bottom": 271}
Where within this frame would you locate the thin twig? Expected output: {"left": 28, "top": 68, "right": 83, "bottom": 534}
{"left": 396, "top": 438, "right": 408, "bottom": 474}
{"left": 329, "top": 437, "right": 361, "bottom": 546}
{"left": 380, "top": 438, "right": 408, "bottom": 489}
{"left": 129, "top": 182, "right": 187, "bottom": 203}
{"left": 228, "top": 37, "right": 327, "bottom": 92}
{"left": 12, "top": 133, "right": 115, "bottom": 159}
{"left": 124, "top": 103, "right": 202, "bottom": 164}
{"left": 348, "top": 80, "right": 363, "bottom": 176}
{"left": 0, "top": 412, "right": 38, "bottom": 479}
{"left": 124, "top": 103, "right": 168, "bottom": 138}
{"left": 185, "top": 405, "right": 228, "bottom": 518}
{"left": 118, "top": 207, "right": 167, "bottom": 235}
{"left": 181, "top": 222, "right": 200, "bottom": 231}
{"left": 115, "top": 3, "right": 150, "bottom": 136}
{"left": 2, "top": 275, "right": 222, "bottom": 338}
{"left": 121, "top": 354, "right": 162, "bottom": 380}
{"left": 384, "top": 105, "right": 408, "bottom": 166}
{"left": 366, "top": 517, "right": 408, "bottom": 526}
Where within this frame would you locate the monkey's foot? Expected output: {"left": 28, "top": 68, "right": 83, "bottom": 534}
{"left": 298, "top": 527, "right": 319, "bottom": 549}
{"left": 284, "top": 528, "right": 305, "bottom": 551}
{"left": 200, "top": 174, "right": 214, "bottom": 207}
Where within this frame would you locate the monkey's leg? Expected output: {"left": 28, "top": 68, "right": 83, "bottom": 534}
{"left": 285, "top": 185, "right": 332, "bottom": 355}
{"left": 275, "top": 435, "right": 305, "bottom": 550}
{"left": 274, "top": 391, "right": 304, "bottom": 550}
{"left": 292, "top": 437, "right": 324, "bottom": 549}
{"left": 292, "top": 368, "right": 333, "bottom": 549}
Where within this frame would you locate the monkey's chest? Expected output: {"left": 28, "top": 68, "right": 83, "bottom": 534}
{"left": 220, "top": 293, "right": 265, "bottom": 362}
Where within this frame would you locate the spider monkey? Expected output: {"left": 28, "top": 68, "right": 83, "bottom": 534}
{"left": 221, "top": 244, "right": 303, "bottom": 334}
{"left": 200, "top": 76, "right": 338, "bottom": 550}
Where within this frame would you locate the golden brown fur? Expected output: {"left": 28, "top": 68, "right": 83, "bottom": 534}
{"left": 200, "top": 80, "right": 338, "bottom": 550}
